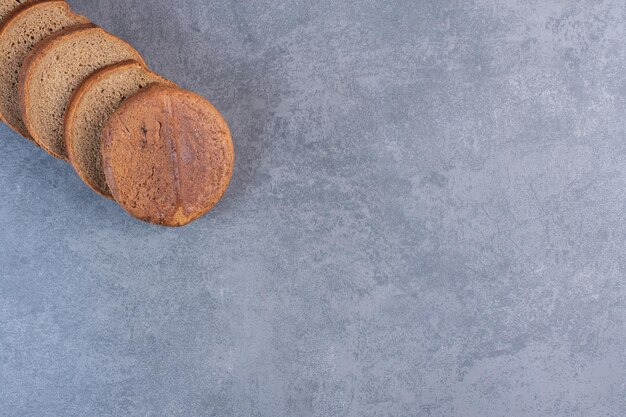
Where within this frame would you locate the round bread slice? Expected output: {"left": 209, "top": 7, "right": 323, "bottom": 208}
{"left": 0, "top": 0, "right": 37, "bottom": 24}
{"left": 102, "top": 84, "right": 235, "bottom": 227}
{"left": 18, "top": 25, "right": 145, "bottom": 159}
{"left": 0, "top": 0, "right": 89, "bottom": 138}
{"left": 65, "top": 61, "right": 174, "bottom": 198}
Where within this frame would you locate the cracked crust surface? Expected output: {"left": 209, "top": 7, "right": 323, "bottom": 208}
{"left": 101, "top": 84, "right": 234, "bottom": 227}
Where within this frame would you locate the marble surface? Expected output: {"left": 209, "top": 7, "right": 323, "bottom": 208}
{"left": 0, "top": 0, "right": 625, "bottom": 416}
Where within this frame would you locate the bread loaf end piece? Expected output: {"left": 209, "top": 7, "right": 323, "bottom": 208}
{"left": 102, "top": 84, "right": 234, "bottom": 227}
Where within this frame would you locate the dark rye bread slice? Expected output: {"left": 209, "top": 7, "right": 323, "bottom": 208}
{"left": 65, "top": 61, "right": 174, "bottom": 198}
{"left": 0, "top": 1, "right": 88, "bottom": 138}
{"left": 19, "top": 25, "right": 145, "bottom": 159}
{"left": 0, "top": 0, "right": 38, "bottom": 23}
{"left": 102, "top": 84, "right": 235, "bottom": 227}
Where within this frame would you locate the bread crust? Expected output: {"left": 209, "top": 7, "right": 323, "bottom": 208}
{"left": 18, "top": 23, "right": 95, "bottom": 157}
{"left": 0, "top": 0, "right": 39, "bottom": 25}
{"left": 65, "top": 60, "right": 174, "bottom": 198}
{"left": 101, "top": 84, "right": 235, "bottom": 227}
{"left": 18, "top": 24, "right": 144, "bottom": 159}
{"left": 0, "top": 0, "right": 89, "bottom": 139}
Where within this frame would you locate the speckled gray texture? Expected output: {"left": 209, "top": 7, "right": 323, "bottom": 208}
{"left": 0, "top": 0, "right": 625, "bottom": 416}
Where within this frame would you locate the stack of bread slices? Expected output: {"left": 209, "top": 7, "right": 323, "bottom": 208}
{"left": 0, "top": 0, "right": 235, "bottom": 227}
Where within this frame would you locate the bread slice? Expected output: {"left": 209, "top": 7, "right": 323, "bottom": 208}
{"left": 0, "top": 1, "right": 88, "bottom": 138}
{"left": 0, "top": 0, "right": 37, "bottom": 24}
{"left": 102, "top": 84, "right": 234, "bottom": 227}
{"left": 18, "top": 25, "right": 145, "bottom": 159}
{"left": 65, "top": 61, "right": 174, "bottom": 198}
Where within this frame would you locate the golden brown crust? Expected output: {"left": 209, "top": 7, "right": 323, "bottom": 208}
{"left": 18, "top": 24, "right": 144, "bottom": 159}
{"left": 102, "top": 84, "right": 235, "bottom": 227}
{"left": 65, "top": 60, "right": 174, "bottom": 199}
{"left": 0, "top": 0, "right": 89, "bottom": 139}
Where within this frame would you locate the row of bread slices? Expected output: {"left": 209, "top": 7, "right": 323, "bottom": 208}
{"left": 0, "top": 0, "right": 234, "bottom": 227}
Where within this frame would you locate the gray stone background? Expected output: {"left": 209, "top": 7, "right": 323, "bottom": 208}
{"left": 0, "top": 0, "right": 625, "bottom": 416}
